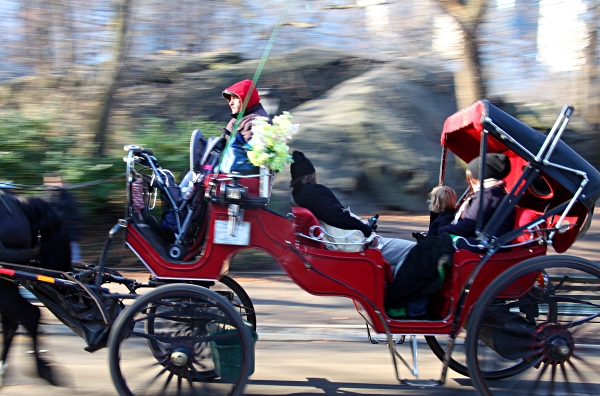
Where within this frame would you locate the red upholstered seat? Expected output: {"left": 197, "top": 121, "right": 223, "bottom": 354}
{"left": 291, "top": 207, "right": 325, "bottom": 249}
{"left": 290, "top": 207, "right": 393, "bottom": 282}
{"left": 513, "top": 206, "right": 546, "bottom": 246}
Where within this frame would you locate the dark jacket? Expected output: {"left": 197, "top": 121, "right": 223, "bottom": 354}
{"left": 438, "top": 183, "right": 514, "bottom": 251}
{"left": 292, "top": 183, "right": 373, "bottom": 237}
{"left": 222, "top": 80, "right": 272, "bottom": 174}
{"left": 43, "top": 187, "right": 81, "bottom": 241}
{"left": 385, "top": 233, "right": 455, "bottom": 310}
{"left": 426, "top": 209, "right": 455, "bottom": 238}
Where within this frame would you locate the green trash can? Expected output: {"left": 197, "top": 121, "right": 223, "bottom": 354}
{"left": 207, "top": 321, "right": 258, "bottom": 382}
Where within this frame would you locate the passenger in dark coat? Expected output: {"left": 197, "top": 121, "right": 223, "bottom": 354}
{"left": 290, "top": 151, "right": 416, "bottom": 272}
{"left": 425, "top": 185, "right": 457, "bottom": 238}
{"left": 438, "top": 153, "right": 515, "bottom": 252}
{"left": 386, "top": 154, "right": 514, "bottom": 317}
{"left": 292, "top": 184, "right": 374, "bottom": 237}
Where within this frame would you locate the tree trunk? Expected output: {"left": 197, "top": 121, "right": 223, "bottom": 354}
{"left": 437, "top": 0, "right": 487, "bottom": 109}
{"left": 453, "top": 23, "right": 486, "bottom": 109}
{"left": 93, "top": 0, "right": 131, "bottom": 157}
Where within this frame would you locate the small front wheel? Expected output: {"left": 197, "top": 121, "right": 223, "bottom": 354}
{"left": 108, "top": 284, "right": 254, "bottom": 396}
{"left": 168, "top": 244, "right": 186, "bottom": 260}
{"left": 465, "top": 255, "right": 600, "bottom": 395}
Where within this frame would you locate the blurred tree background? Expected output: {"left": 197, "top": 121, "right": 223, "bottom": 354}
{"left": 1, "top": 0, "right": 599, "bottom": 222}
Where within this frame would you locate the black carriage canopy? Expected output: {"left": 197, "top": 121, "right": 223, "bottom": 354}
{"left": 441, "top": 100, "right": 600, "bottom": 211}
{"left": 440, "top": 100, "right": 600, "bottom": 252}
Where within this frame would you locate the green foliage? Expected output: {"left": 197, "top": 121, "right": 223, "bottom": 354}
{"left": 0, "top": 116, "right": 56, "bottom": 186}
{"left": 0, "top": 112, "right": 222, "bottom": 218}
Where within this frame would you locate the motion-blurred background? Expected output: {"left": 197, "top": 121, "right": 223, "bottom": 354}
{"left": 1, "top": 0, "right": 599, "bottom": 263}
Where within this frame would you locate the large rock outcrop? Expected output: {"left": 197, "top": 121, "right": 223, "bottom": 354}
{"left": 277, "top": 62, "right": 462, "bottom": 212}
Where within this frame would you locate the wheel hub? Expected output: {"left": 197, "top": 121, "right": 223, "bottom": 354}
{"left": 534, "top": 323, "right": 574, "bottom": 364}
{"left": 170, "top": 350, "right": 189, "bottom": 367}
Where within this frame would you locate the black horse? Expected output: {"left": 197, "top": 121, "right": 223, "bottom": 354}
{"left": 0, "top": 188, "right": 71, "bottom": 385}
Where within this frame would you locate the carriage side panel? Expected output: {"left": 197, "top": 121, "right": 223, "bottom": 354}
{"left": 429, "top": 245, "right": 547, "bottom": 321}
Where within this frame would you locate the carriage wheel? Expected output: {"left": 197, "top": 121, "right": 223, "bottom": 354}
{"left": 108, "top": 284, "right": 254, "bottom": 396}
{"left": 425, "top": 332, "right": 529, "bottom": 379}
{"left": 465, "top": 255, "right": 600, "bottom": 395}
{"left": 143, "top": 275, "right": 256, "bottom": 382}
{"left": 213, "top": 275, "right": 256, "bottom": 331}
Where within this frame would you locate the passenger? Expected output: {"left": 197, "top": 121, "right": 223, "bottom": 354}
{"left": 289, "top": 150, "right": 416, "bottom": 274}
{"left": 438, "top": 153, "right": 514, "bottom": 251}
{"left": 220, "top": 79, "right": 272, "bottom": 174}
{"left": 425, "top": 185, "right": 457, "bottom": 238}
{"left": 386, "top": 154, "right": 513, "bottom": 319}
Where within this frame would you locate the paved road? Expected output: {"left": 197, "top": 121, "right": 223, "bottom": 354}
{"left": 4, "top": 210, "right": 600, "bottom": 394}
{"left": 0, "top": 335, "right": 479, "bottom": 395}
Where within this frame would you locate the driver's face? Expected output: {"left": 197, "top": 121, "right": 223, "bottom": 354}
{"left": 227, "top": 94, "right": 242, "bottom": 114}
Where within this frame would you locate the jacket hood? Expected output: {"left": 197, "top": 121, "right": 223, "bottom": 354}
{"left": 223, "top": 79, "right": 261, "bottom": 111}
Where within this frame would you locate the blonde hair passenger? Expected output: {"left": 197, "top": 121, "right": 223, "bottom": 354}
{"left": 428, "top": 185, "right": 457, "bottom": 213}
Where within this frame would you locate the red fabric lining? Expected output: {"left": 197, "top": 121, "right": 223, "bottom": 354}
{"left": 513, "top": 207, "right": 546, "bottom": 245}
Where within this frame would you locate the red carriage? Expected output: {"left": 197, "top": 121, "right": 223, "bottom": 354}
{"left": 2, "top": 99, "right": 600, "bottom": 395}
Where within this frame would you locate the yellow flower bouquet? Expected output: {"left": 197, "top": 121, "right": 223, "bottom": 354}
{"left": 248, "top": 111, "right": 299, "bottom": 172}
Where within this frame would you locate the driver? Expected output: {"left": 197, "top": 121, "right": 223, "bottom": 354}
{"left": 289, "top": 151, "right": 416, "bottom": 273}
{"left": 220, "top": 79, "right": 272, "bottom": 174}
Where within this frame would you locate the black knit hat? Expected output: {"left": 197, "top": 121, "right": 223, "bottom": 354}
{"left": 290, "top": 151, "right": 316, "bottom": 179}
{"left": 467, "top": 153, "right": 511, "bottom": 180}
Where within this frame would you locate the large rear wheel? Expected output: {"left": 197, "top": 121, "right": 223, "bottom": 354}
{"left": 465, "top": 255, "right": 600, "bottom": 395}
{"left": 108, "top": 284, "right": 254, "bottom": 396}
{"left": 426, "top": 332, "right": 529, "bottom": 379}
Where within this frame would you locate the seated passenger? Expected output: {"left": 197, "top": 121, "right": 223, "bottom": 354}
{"left": 385, "top": 154, "right": 514, "bottom": 319}
{"left": 438, "top": 153, "right": 514, "bottom": 251}
{"left": 220, "top": 79, "right": 272, "bottom": 174}
{"left": 425, "top": 185, "right": 457, "bottom": 238}
{"left": 289, "top": 151, "right": 416, "bottom": 273}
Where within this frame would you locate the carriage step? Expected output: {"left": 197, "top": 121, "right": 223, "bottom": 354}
{"left": 401, "top": 379, "right": 443, "bottom": 387}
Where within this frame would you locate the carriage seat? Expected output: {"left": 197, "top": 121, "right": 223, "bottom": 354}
{"left": 512, "top": 206, "right": 546, "bottom": 248}
{"left": 291, "top": 207, "right": 393, "bottom": 280}
{"left": 291, "top": 207, "right": 326, "bottom": 249}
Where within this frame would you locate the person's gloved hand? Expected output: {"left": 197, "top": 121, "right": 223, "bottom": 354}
{"left": 412, "top": 232, "right": 427, "bottom": 242}
{"left": 366, "top": 232, "right": 382, "bottom": 249}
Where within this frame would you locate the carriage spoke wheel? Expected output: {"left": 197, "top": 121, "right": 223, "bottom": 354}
{"left": 465, "top": 255, "right": 600, "bottom": 395}
{"left": 108, "top": 284, "right": 253, "bottom": 396}
{"left": 425, "top": 330, "right": 530, "bottom": 380}
{"left": 213, "top": 275, "right": 256, "bottom": 331}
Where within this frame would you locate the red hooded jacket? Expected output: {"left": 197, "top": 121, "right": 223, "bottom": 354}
{"left": 220, "top": 80, "right": 272, "bottom": 173}
{"left": 222, "top": 79, "right": 261, "bottom": 110}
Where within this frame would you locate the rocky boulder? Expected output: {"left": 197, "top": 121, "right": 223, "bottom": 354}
{"left": 273, "top": 61, "right": 463, "bottom": 213}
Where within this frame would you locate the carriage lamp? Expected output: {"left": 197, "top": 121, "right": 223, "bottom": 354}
{"left": 224, "top": 181, "right": 248, "bottom": 203}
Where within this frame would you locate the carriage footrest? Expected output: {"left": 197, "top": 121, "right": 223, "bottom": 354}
{"left": 401, "top": 379, "right": 443, "bottom": 387}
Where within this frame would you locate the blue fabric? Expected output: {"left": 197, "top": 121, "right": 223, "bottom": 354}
{"left": 407, "top": 297, "right": 430, "bottom": 317}
{"left": 229, "top": 136, "right": 258, "bottom": 173}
